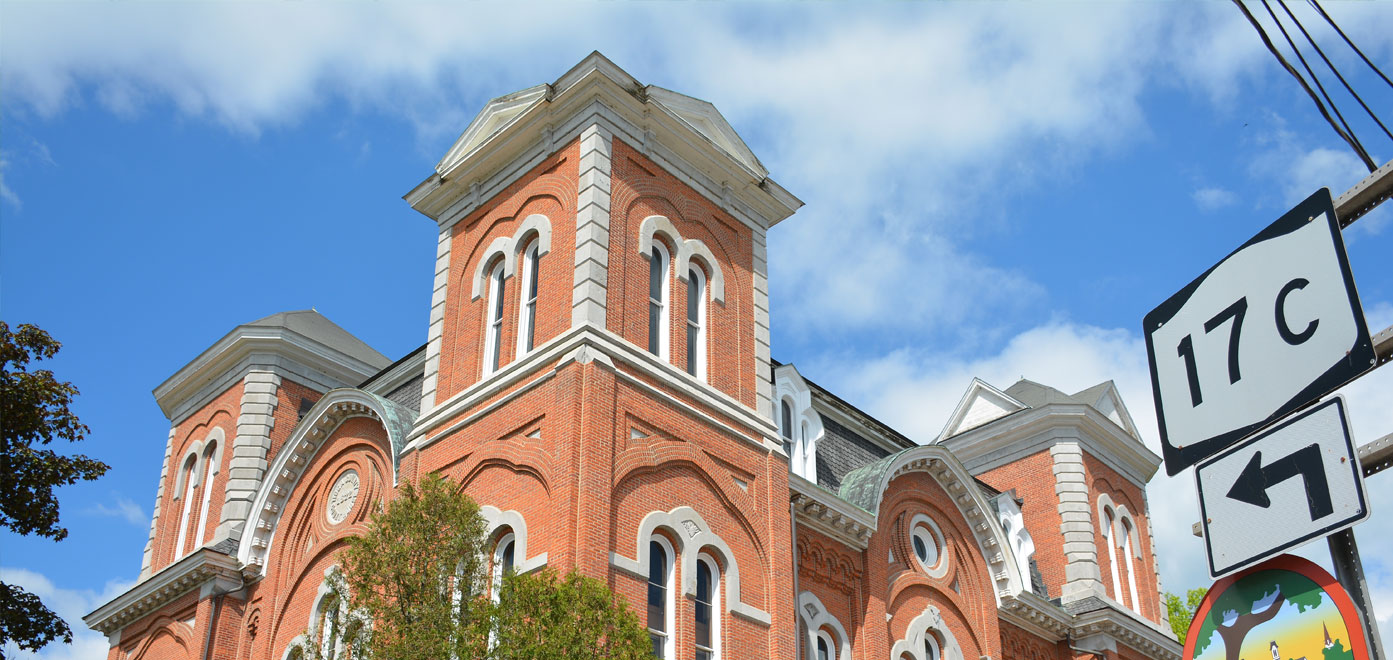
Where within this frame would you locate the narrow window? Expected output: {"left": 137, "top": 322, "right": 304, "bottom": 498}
{"left": 647, "top": 244, "right": 670, "bottom": 358}
{"left": 483, "top": 260, "right": 506, "bottom": 375}
{"left": 816, "top": 631, "right": 834, "bottom": 660}
{"left": 780, "top": 400, "right": 794, "bottom": 459}
{"left": 174, "top": 455, "right": 198, "bottom": 557}
{"left": 1103, "top": 508, "right": 1121, "bottom": 604}
{"left": 319, "top": 595, "right": 340, "bottom": 660}
{"left": 923, "top": 634, "right": 940, "bottom": 660}
{"left": 685, "top": 267, "right": 706, "bottom": 379}
{"left": 647, "top": 539, "right": 672, "bottom": 657}
{"left": 1122, "top": 519, "right": 1140, "bottom": 612}
{"left": 518, "top": 241, "right": 540, "bottom": 355}
{"left": 194, "top": 442, "right": 217, "bottom": 546}
{"left": 492, "top": 532, "right": 516, "bottom": 602}
{"left": 695, "top": 556, "right": 718, "bottom": 660}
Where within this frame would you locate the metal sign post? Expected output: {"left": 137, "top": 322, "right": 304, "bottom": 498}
{"left": 1329, "top": 529, "right": 1385, "bottom": 660}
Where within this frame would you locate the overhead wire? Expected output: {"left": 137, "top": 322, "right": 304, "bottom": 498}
{"left": 1258, "top": 0, "right": 1374, "bottom": 169}
{"left": 1231, "top": 0, "right": 1378, "bottom": 172}
{"left": 1275, "top": 1, "right": 1393, "bottom": 144}
{"left": 1306, "top": 0, "right": 1393, "bottom": 90}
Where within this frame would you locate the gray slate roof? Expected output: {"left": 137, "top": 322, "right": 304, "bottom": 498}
{"left": 1003, "top": 378, "right": 1114, "bottom": 409}
{"left": 248, "top": 310, "right": 391, "bottom": 370}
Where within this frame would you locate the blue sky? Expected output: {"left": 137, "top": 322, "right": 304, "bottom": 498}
{"left": 2, "top": 2, "right": 1391, "bottom": 656}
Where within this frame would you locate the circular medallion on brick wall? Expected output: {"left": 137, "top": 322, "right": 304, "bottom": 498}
{"left": 326, "top": 470, "right": 359, "bottom": 525}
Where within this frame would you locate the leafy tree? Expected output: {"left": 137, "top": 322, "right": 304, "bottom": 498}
{"left": 297, "top": 473, "right": 649, "bottom": 660}
{"left": 0, "top": 322, "right": 109, "bottom": 656}
{"left": 1164, "top": 588, "right": 1207, "bottom": 639}
{"left": 1192, "top": 570, "right": 1323, "bottom": 660}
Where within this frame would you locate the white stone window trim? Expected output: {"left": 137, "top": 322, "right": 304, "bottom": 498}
{"left": 1095, "top": 493, "right": 1143, "bottom": 610}
{"left": 908, "top": 513, "right": 949, "bottom": 578}
{"left": 478, "top": 506, "right": 547, "bottom": 576}
{"left": 889, "top": 604, "right": 964, "bottom": 660}
{"left": 685, "top": 265, "right": 707, "bottom": 381}
{"left": 648, "top": 534, "right": 676, "bottom": 659}
{"left": 796, "top": 591, "right": 851, "bottom": 660}
{"left": 1121, "top": 517, "right": 1141, "bottom": 613}
{"left": 772, "top": 366, "right": 823, "bottom": 481}
{"left": 172, "top": 428, "right": 224, "bottom": 557}
{"left": 638, "top": 215, "right": 726, "bottom": 304}
{"left": 482, "top": 259, "right": 507, "bottom": 377}
{"left": 647, "top": 241, "right": 672, "bottom": 360}
{"left": 694, "top": 553, "right": 720, "bottom": 660}
{"left": 611, "top": 506, "right": 772, "bottom": 626}
{"left": 517, "top": 239, "right": 541, "bottom": 356}
{"left": 193, "top": 441, "right": 219, "bottom": 548}
{"left": 307, "top": 567, "right": 351, "bottom": 660}
{"left": 468, "top": 214, "right": 553, "bottom": 301}
{"left": 490, "top": 531, "right": 516, "bottom": 602}
{"left": 174, "top": 454, "right": 199, "bottom": 558}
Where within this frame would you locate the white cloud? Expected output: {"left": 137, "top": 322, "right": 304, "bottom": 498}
{"left": 1193, "top": 186, "right": 1237, "bottom": 211}
{"left": 0, "top": 156, "right": 19, "bottom": 209}
{"left": 88, "top": 495, "right": 148, "bottom": 529}
{"left": 0, "top": 567, "right": 133, "bottom": 660}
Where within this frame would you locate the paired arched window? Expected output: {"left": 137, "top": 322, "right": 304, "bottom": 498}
{"left": 194, "top": 441, "right": 218, "bottom": 547}
{"left": 483, "top": 260, "right": 507, "bottom": 376}
{"left": 646, "top": 537, "right": 675, "bottom": 658}
{"left": 694, "top": 555, "right": 720, "bottom": 660}
{"left": 518, "top": 240, "right": 540, "bottom": 355}
{"left": 1121, "top": 518, "right": 1140, "bottom": 612}
{"left": 648, "top": 243, "right": 671, "bottom": 359}
{"left": 174, "top": 454, "right": 199, "bottom": 557}
{"left": 1102, "top": 506, "right": 1121, "bottom": 603}
{"left": 685, "top": 267, "right": 707, "bottom": 379}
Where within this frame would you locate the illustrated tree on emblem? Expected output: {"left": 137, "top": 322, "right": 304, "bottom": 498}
{"left": 1192, "top": 571, "right": 1324, "bottom": 660}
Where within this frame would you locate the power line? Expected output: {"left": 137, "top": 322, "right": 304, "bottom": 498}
{"left": 1232, "top": 0, "right": 1378, "bottom": 172}
{"left": 1276, "top": 1, "right": 1393, "bottom": 143}
{"left": 1258, "top": 0, "right": 1373, "bottom": 168}
{"left": 1306, "top": 0, "right": 1393, "bottom": 90}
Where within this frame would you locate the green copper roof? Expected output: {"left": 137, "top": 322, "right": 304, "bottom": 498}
{"left": 836, "top": 448, "right": 914, "bottom": 516}
{"left": 363, "top": 391, "right": 418, "bottom": 476}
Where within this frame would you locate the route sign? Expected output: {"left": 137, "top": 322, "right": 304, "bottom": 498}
{"left": 1184, "top": 554, "right": 1371, "bottom": 660}
{"left": 1195, "top": 396, "right": 1368, "bottom": 578}
{"left": 1145, "top": 188, "right": 1375, "bottom": 476}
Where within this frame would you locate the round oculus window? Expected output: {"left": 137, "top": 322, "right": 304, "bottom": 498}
{"left": 326, "top": 470, "right": 359, "bottom": 525}
{"left": 910, "top": 518, "right": 944, "bottom": 573}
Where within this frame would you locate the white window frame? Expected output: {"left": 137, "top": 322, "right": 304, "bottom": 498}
{"left": 908, "top": 514, "right": 948, "bottom": 578}
{"left": 780, "top": 399, "right": 794, "bottom": 459}
{"left": 694, "top": 553, "right": 720, "bottom": 660}
{"left": 483, "top": 260, "right": 507, "bottom": 376}
{"left": 815, "top": 630, "right": 836, "bottom": 660}
{"left": 517, "top": 240, "right": 540, "bottom": 356}
{"left": 647, "top": 242, "right": 671, "bottom": 360}
{"left": 1103, "top": 507, "right": 1121, "bottom": 604}
{"left": 684, "top": 266, "right": 707, "bottom": 380}
{"left": 174, "top": 455, "right": 199, "bottom": 557}
{"left": 647, "top": 535, "right": 676, "bottom": 659}
{"left": 194, "top": 441, "right": 218, "bottom": 547}
{"left": 316, "top": 593, "right": 343, "bottom": 660}
{"left": 1122, "top": 518, "right": 1140, "bottom": 612}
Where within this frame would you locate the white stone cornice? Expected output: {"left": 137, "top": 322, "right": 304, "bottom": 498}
{"left": 939, "top": 403, "right": 1161, "bottom": 487}
{"left": 790, "top": 475, "right": 875, "bottom": 550}
{"left": 84, "top": 548, "right": 242, "bottom": 635}
{"left": 153, "top": 324, "right": 386, "bottom": 425}
{"left": 403, "top": 325, "right": 779, "bottom": 453}
{"left": 1071, "top": 607, "right": 1182, "bottom": 660}
{"left": 998, "top": 592, "right": 1072, "bottom": 641}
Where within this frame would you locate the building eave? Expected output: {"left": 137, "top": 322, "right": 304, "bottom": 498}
{"left": 790, "top": 474, "right": 876, "bottom": 550}
{"left": 83, "top": 547, "right": 241, "bottom": 635}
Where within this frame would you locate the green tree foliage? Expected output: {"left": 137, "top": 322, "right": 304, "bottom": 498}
{"left": 1164, "top": 588, "right": 1207, "bottom": 639}
{"left": 0, "top": 322, "right": 109, "bottom": 656}
{"left": 296, "top": 473, "right": 649, "bottom": 660}
{"left": 1193, "top": 570, "right": 1323, "bottom": 660}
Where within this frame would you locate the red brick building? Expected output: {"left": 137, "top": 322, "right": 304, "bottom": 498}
{"left": 85, "top": 53, "right": 1182, "bottom": 660}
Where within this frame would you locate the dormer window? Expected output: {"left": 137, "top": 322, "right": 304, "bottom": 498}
{"left": 780, "top": 400, "right": 794, "bottom": 457}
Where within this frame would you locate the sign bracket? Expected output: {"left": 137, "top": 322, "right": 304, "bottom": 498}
{"left": 1329, "top": 528, "right": 1386, "bottom": 660}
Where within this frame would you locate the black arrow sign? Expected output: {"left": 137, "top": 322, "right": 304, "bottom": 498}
{"left": 1226, "top": 443, "right": 1333, "bottom": 520}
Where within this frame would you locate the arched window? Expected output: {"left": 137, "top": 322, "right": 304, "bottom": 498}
{"left": 318, "top": 594, "right": 341, "bottom": 660}
{"left": 923, "top": 633, "right": 941, "bottom": 660}
{"left": 646, "top": 537, "right": 674, "bottom": 658}
{"left": 685, "top": 267, "right": 706, "bottom": 380}
{"left": 492, "top": 532, "right": 516, "bottom": 602}
{"left": 1122, "top": 518, "right": 1140, "bottom": 612}
{"left": 174, "top": 454, "right": 198, "bottom": 557}
{"left": 194, "top": 441, "right": 217, "bottom": 547}
{"left": 816, "top": 630, "right": 835, "bottom": 660}
{"left": 1103, "top": 507, "right": 1121, "bottom": 604}
{"left": 647, "top": 243, "right": 670, "bottom": 359}
{"left": 780, "top": 400, "right": 794, "bottom": 459}
{"left": 483, "top": 260, "right": 507, "bottom": 375}
{"left": 695, "top": 555, "right": 720, "bottom": 660}
{"left": 518, "top": 240, "right": 540, "bottom": 355}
